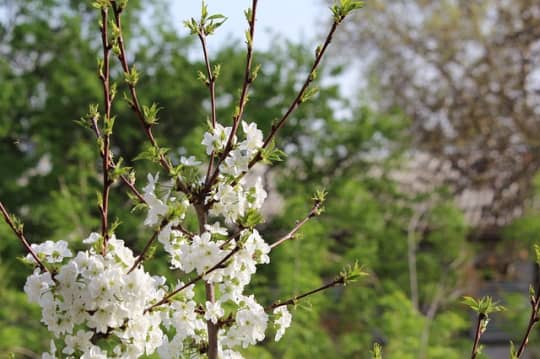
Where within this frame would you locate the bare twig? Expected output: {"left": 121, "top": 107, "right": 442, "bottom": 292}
{"left": 515, "top": 283, "right": 540, "bottom": 358}
{"left": 267, "top": 275, "right": 346, "bottom": 311}
{"left": 197, "top": 29, "right": 218, "bottom": 187}
{"left": 270, "top": 200, "right": 323, "bottom": 250}
{"left": 470, "top": 313, "right": 485, "bottom": 359}
{"left": 248, "top": 20, "right": 340, "bottom": 169}
{"left": 127, "top": 218, "right": 169, "bottom": 274}
{"left": 98, "top": 7, "right": 113, "bottom": 253}
{"left": 171, "top": 224, "right": 195, "bottom": 239}
{"left": 198, "top": 32, "right": 217, "bottom": 129}
{"left": 0, "top": 201, "right": 49, "bottom": 274}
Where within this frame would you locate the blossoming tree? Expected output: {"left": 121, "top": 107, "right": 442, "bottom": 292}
{"left": 0, "top": 0, "right": 366, "bottom": 358}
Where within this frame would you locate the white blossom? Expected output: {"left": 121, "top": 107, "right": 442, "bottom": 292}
{"left": 27, "top": 240, "right": 72, "bottom": 264}
{"left": 205, "top": 301, "right": 224, "bottom": 324}
{"left": 180, "top": 155, "right": 201, "bottom": 166}
{"left": 273, "top": 306, "right": 292, "bottom": 341}
{"left": 240, "top": 121, "right": 263, "bottom": 154}
{"left": 202, "top": 123, "right": 234, "bottom": 155}
{"left": 204, "top": 221, "right": 228, "bottom": 236}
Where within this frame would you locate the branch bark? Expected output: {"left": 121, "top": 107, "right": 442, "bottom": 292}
{"left": 0, "top": 201, "right": 50, "bottom": 274}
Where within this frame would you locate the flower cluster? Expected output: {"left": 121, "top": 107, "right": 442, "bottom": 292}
{"left": 24, "top": 121, "right": 292, "bottom": 358}
{"left": 25, "top": 235, "right": 167, "bottom": 358}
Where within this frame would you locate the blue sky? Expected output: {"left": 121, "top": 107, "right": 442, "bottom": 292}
{"left": 170, "top": 1, "right": 328, "bottom": 51}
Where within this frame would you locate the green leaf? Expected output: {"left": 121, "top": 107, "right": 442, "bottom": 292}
{"left": 371, "top": 343, "right": 383, "bottom": 359}
{"left": 134, "top": 145, "right": 170, "bottom": 164}
{"left": 244, "top": 8, "right": 253, "bottom": 23}
{"left": 124, "top": 66, "right": 140, "bottom": 86}
{"left": 110, "top": 158, "right": 131, "bottom": 182}
{"left": 201, "top": 1, "right": 208, "bottom": 21}
{"left": 312, "top": 188, "right": 327, "bottom": 205}
{"left": 509, "top": 341, "right": 518, "bottom": 359}
{"left": 92, "top": 0, "right": 111, "bottom": 9}
{"left": 108, "top": 218, "right": 122, "bottom": 236}
{"left": 103, "top": 115, "right": 115, "bottom": 136}
{"left": 339, "top": 261, "right": 368, "bottom": 285}
{"left": 300, "top": 86, "right": 319, "bottom": 103}
{"left": 261, "top": 141, "right": 287, "bottom": 164}
{"left": 142, "top": 103, "right": 161, "bottom": 125}
{"left": 462, "top": 296, "right": 505, "bottom": 316}
{"left": 204, "top": 16, "right": 228, "bottom": 35}
{"left": 239, "top": 208, "right": 264, "bottom": 228}
{"left": 331, "top": 0, "right": 364, "bottom": 22}
{"left": 250, "top": 64, "right": 261, "bottom": 82}
{"left": 212, "top": 64, "right": 221, "bottom": 79}
{"left": 183, "top": 18, "right": 199, "bottom": 35}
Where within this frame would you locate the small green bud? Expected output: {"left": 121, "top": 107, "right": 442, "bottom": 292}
{"left": 124, "top": 66, "right": 139, "bottom": 86}
{"left": 104, "top": 115, "right": 115, "bottom": 136}
{"left": 250, "top": 64, "right": 261, "bottom": 82}
{"left": 462, "top": 296, "right": 505, "bottom": 316}
{"left": 96, "top": 191, "right": 104, "bottom": 208}
{"left": 315, "top": 44, "right": 323, "bottom": 57}
{"left": 339, "top": 261, "right": 368, "bottom": 285}
{"left": 261, "top": 141, "right": 287, "bottom": 164}
{"left": 142, "top": 103, "right": 161, "bottom": 126}
{"left": 244, "top": 8, "right": 253, "bottom": 23}
{"left": 110, "top": 82, "right": 117, "bottom": 101}
{"left": 108, "top": 218, "right": 122, "bottom": 237}
{"left": 510, "top": 341, "right": 518, "bottom": 359}
{"left": 371, "top": 343, "right": 383, "bottom": 359}
{"left": 183, "top": 18, "right": 199, "bottom": 35}
{"left": 245, "top": 29, "right": 252, "bottom": 46}
{"left": 212, "top": 64, "right": 221, "bottom": 79}
{"left": 300, "top": 86, "right": 319, "bottom": 103}
{"left": 204, "top": 14, "right": 227, "bottom": 35}
{"left": 331, "top": 0, "right": 364, "bottom": 23}
{"left": 92, "top": 0, "right": 111, "bottom": 9}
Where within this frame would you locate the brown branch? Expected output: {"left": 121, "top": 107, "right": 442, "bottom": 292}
{"left": 98, "top": 7, "right": 114, "bottom": 253}
{"left": 267, "top": 275, "right": 345, "bottom": 311}
{"left": 248, "top": 20, "right": 340, "bottom": 169}
{"left": 0, "top": 201, "right": 50, "bottom": 274}
{"left": 197, "top": 28, "right": 217, "bottom": 188}
{"left": 198, "top": 32, "right": 217, "bottom": 129}
{"left": 515, "top": 284, "right": 540, "bottom": 358}
{"left": 470, "top": 313, "right": 486, "bottom": 359}
{"left": 171, "top": 224, "right": 195, "bottom": 239}
{"left": 194, "top": 206, "right": 219, "bottom": 359}
{"left": 270, "top": 200, "right": 322, "bottom": 250}
{"left": 127, "top": 218, "right": 169, "bottom": 274}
